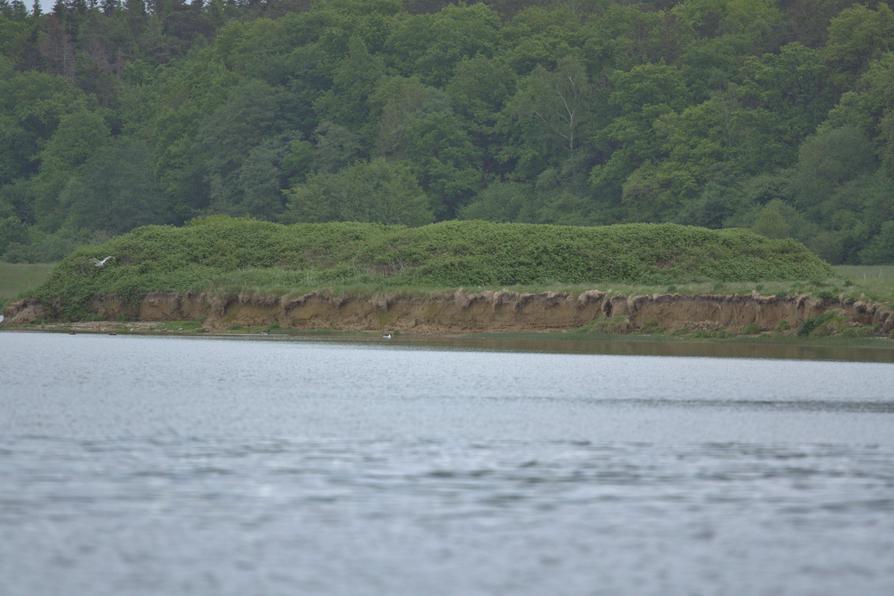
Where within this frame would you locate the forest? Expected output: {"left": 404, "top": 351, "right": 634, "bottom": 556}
{"left": 1, "top": 0, "right": 893, "bottom": 264}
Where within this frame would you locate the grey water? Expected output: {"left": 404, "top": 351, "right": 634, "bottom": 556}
{"left": 1, "top": 332, "right": 893, "bottom": 596}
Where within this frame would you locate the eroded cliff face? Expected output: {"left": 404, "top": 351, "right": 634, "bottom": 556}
{"left": 5, "top": 290, "right": 893, "bottom": 336}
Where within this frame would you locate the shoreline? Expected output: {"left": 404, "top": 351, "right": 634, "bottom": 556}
{"left": 4, "top": 321, "right": 894, "bottom": 363}
{"left": 5, "top": 288, "right": 893, "bottom": 336}
{"left": 5, "top": 287, "right": 894, "bottom": 363}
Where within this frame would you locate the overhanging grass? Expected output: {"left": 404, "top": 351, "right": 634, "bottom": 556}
{"left": 32, "top": 217, "right": 834, "bottom": 320}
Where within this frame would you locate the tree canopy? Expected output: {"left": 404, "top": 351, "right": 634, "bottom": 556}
{"left": 1, "top": 0, "right": 893, "bottom": 264}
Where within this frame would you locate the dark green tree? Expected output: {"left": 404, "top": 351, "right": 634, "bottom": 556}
{"left": 282, "top": 158, "right": 433, "bottom": 226}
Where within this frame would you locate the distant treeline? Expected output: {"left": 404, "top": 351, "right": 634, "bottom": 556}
{"left": 1, "top": 0, "right": 893, "bottom": 263}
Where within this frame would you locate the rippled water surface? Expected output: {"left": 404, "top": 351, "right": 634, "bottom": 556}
{"left": 1, "top": 332, "right": 893, "bottom": 595}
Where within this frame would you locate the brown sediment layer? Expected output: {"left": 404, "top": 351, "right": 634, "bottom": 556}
{"left": 4, "top": 291, "right": 894, "bottom": 336}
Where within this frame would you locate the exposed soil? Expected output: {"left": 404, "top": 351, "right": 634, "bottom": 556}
{"left": 4, "top": 290, "right": 893, "bottom": 336}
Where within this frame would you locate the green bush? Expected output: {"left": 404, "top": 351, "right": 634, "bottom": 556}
{"left": 798, "top": 312, "right": 839, "bottom": 337}
{"left": 742, "top": 323, "right": 762, "bottom": 335}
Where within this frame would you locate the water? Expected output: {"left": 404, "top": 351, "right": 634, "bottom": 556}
{"left": 1, "top": 332, "right": 893, "bottom": 595}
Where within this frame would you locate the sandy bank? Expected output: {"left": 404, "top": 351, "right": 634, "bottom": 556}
{"left": 4, "top": 290, "right": 893, "bottom": 337}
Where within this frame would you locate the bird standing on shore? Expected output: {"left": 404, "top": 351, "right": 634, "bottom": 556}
{"left": 92, "top": 256, "right": 114, "bottom": 268}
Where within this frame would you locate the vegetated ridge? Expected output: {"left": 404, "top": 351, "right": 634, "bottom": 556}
{"left": 26, "top": 217, "right": 829, "bottom": 314}
{"left": 9, "top": 218, "right": 890, "bottom": 338}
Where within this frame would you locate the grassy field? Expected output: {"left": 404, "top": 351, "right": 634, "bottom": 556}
{"left": 0, "top": 262, "right": 56, "bottom": 307}
{"left": 833, "top": 265, "right": 894, "bottom": 306}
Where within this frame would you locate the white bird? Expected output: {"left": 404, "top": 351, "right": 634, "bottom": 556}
{"left": 382, "top": 332, "right": 392, "bottom": 339}
{"left": 0, "top": 315, "right": 5, "bottom": 324}
{"left": 92, "top": 256, "right": 114, "bottom": 268}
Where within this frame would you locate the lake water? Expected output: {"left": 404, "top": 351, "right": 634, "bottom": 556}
{"left": 1, "top": 332, "right": 893, "bottom": 595}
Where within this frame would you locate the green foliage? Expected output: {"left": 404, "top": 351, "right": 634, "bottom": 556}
{"left": 860, "top": 221, "right": 894, "bottom": 264}
{"left": 61, "top": 138, "right": 169, "bottom": 234}
{"left": 385, "top": 3, "right": 501, "bottom": 86}
{"left": 313, "top": 35, "right": 385, "bottom": 131}
{"left": 3, "top": 226, "right": 102, "bottom": 263}
{"left": 1, "top": 1, "right": 893, "bottom": 264}
{"left": 825, "top": 4, "right": 894, "bottom": 84}
{"left": 792, "top": 126, "right": 876, "bottom": 209}
{"left": 798, "top": 311, "right": 846, "bottom": 337}
{"left": 458, "top": 181, "right": 534, "bottom": 222}
{"left": 742, "top": 323, "right": 762, "bottom": 335}
{"left": 751, "top": 199, "right": 810, "bottom": 240}
{"left": 197, "top": 78, "right": 299, "bottom": 215}
{"left": 32, "top": 217, "right": 832, "bottom": 320}
{"left": 282, "top": 159, "right": 433, "bottom": 226}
